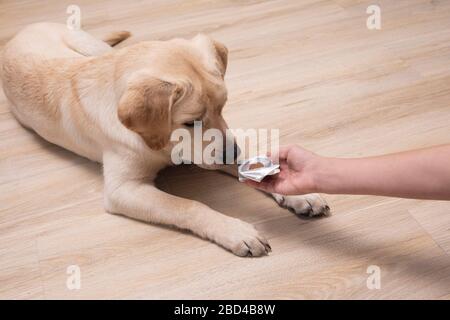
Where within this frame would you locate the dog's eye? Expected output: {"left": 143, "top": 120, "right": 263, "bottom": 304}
{"left": 183, "top": 119, "right": 202, "bottom": 127}
{"left": 183, "top": 121, "right": 195, "bottom": 127}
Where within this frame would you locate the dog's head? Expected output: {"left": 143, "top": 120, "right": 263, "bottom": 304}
{"left": 117, "top": 34, "right": 238, "bottom": 167}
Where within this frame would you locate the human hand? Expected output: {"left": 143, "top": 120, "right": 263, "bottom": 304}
{"left": 245, "top": 144, "right": 450, "bottom": 200}
{"left": 244, "top": 145, "right": 322, "bottom": 195}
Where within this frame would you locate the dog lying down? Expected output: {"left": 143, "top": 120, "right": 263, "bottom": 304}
{"left": 0, "top": 23, "right": 330, "bottom": 257}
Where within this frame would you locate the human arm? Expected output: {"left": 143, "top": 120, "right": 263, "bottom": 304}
{"left": 245, "top": 144, "right": 450, "bottom": 200}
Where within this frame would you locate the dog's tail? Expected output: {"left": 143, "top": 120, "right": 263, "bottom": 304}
{"left": 102, "top": 31, "right": 132, "bottom": 47}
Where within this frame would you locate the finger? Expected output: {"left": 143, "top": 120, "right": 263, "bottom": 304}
{"left": 244, "top": 179, "right": 270, "bottom": 191}
{"left": 243, "top": 178, "right": 276, "bottom": 193}
{"left": 268, "top": 145, "right": 292, "bottom": 163}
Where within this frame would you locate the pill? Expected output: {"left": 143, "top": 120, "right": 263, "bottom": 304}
{"left": 249, "top": 162, "right": 265, "bottom": 170}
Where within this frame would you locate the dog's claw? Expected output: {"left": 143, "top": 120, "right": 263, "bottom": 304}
{"left": 217, "top": 219, "right": 271, "bottom": 257}
{"left": 273, "top": 193, "right": 330, "bottom": 217}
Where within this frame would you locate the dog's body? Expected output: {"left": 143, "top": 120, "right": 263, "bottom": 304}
{"left": 1, "top": 23, "right": 329, "bottom": 256}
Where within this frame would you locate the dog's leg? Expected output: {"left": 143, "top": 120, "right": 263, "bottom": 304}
{"left": 103, "top": 158, "right": 270, "bottom": 257}
{"left": 104, "top": 180, "right": 271, "bottom": 256}
{"left": 218, "top": 164, "right": 330, "bottom": 217}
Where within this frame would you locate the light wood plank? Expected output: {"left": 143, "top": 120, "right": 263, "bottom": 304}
{"left": 0, "top": 0, "right": 449, "bottom": 299}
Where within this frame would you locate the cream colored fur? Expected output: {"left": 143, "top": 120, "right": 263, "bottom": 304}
{"left": 1, "top": 23, "right": 329, "bottom": 257}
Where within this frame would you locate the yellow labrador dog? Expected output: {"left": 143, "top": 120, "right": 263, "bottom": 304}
{"left": 0, "top": 23, "right": 329, "bottom": 257}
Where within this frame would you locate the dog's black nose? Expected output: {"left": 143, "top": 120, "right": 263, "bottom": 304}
{"left": 223, "top": 143, "right": 241, "bottom": 164}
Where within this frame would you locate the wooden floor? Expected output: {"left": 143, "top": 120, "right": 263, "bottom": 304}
{"left": 1, "top": 0, "right": 450, "bottom": 299}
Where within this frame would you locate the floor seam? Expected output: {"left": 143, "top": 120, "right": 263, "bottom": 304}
{"left": 407, "top": 208, "right": 450, "bottom": 257}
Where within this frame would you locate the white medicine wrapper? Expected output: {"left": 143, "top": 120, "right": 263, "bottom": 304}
{"left": 238, "top": 156, "right": 280, "bottom": 183}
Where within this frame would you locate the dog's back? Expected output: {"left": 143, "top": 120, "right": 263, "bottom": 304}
{"left": 0, "top": 23, "right": 129, "bottom": 161}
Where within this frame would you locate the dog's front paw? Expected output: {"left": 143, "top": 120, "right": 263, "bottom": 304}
{"left": 272, "top": 193, "right": 330, "bottom": 217}
{"left": 215, "top": 218, "right": 271, "bottom": 257}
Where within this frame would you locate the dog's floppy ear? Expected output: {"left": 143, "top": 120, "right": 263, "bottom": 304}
{"left": 117, "top": 77, "right": 183, "bottom": 150}
{"left": 193, "top": 34, "right": 228, "bottom": 78}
